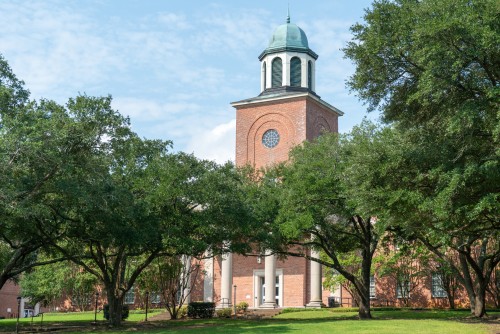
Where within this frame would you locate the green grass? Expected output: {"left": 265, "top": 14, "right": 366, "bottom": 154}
{"left": 0, "top": 309, "right": 161, "bottom": 329}
{"left": 0, "top": 309, "right": 497, "bottom": 334}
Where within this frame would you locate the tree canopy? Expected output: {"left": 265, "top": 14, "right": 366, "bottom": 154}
{"left": 344, "top": 0, "right": 500, "bottom": 317}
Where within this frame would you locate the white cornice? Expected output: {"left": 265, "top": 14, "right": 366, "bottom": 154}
{"left": 231, "top": 92, "right": 344, "bottom": 116}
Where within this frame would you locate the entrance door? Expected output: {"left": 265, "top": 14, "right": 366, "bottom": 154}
{"left": 260, "top": 276, "right": 280, "bottom": 306}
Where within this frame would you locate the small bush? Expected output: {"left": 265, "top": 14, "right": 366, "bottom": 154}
{"left": 237, "top": 301, "right": 249, "bottom": 313}
{"left": 216, "top": 308, "right": 232, "bottom": 318}
{"left": 178, "top": 305, "right": 188, "bottom": 318}
{"left": 103, "top": 304, "right": 129, "bottom": 320}
{"left": 187, "top": 302, "right": 215, "bottom": 319}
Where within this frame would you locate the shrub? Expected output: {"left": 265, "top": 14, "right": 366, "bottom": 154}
{"left": 103, "top": 304, "right": 129, "bottom": 320}
{"left": 216, "top": 308, "right": 232, "bottom": 318}
{"left": 187, "top": 302, "right": 215, "bottom": 319}
{"left": 237, "top": 301, "right": 249, "bottom": 313}
{"left": 178, "top": 305, "right": 188, "bottom": 318}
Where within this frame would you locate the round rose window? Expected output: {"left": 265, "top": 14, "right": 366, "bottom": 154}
{"left": 262, "top": 129, "right": 280, "bottom": 148}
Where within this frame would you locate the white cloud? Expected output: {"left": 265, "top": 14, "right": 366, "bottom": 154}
{"left": 156, "top": 13, "right": 192, "bottom": 30}
{"left": 113, "top": 98, "right": 201, "bottom": 120}
{"left": 0, "top": 0, "right": 372, "bottom": 162}
{"left": 186, "top": 119, "right": 236, "bottom": 164}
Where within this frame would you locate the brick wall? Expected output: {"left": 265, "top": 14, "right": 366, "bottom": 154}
{"left": 0, "top": 281, "right": 20, "bottom": 318}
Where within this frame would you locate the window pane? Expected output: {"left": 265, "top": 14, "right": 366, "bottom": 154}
{"left": 290, "top": 57, "right": 301, "bottom": 87}
{"left": 432, "top": 273, "right": 447, "bottom": 298}
{"left": 397, "top": 277, "right": 410, "bottom": 298}
{"left": 272, "top": 58, "right": 282, "bottom": 87}
{"left": 370, "top": 275, "right": 376, "bottom": 299}
{"left": 124, "top": 289, "right": 135, "bottom": 304}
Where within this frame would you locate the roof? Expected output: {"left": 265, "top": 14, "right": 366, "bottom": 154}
{"left": 231, "top": 91, "right": 344, "bottom": 117}
{"left": 258, "top": 16, "right": 318, "bottom": 60}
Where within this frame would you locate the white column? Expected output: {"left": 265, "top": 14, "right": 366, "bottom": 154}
{"left": 307, "top": 248, "right": 322, "bottom": 307}
{"left": 203, "top": 251, "right": 214, "bottom": 302}
{"left": 301, "top": 55, "right": 307, "bottom": 88}
{"left": 181, "top": 255, "right": 192, "bottom": 304}
{"left": 266, "top": 56, "right": 272, "bottom": 89}
{"left": 261, "top": 61, "right": 266, "bottom": 92}
{"left": 283, "top": 54, "right": 290, "bottom": 86}
{"left": 311, "top": 61, "right": 316, "bottom": 92}
{"left": 220, "top": 252, "right": 233, "bottom": 308}
{"left": 261, "top": 250, "right": 276, "bottom": 308}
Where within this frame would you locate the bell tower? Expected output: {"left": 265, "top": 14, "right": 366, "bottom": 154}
{"left": 231, "top": 14, "right": 343, "bottom": 169}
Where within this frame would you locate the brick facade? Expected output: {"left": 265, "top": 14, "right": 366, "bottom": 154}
{"left": 0, "top": 281, "right": 20, "bottom": 318}
{"left": 235, "top": 95, "right": 339, "bottom": 169}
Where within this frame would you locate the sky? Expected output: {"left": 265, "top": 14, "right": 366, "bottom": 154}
{"left": 0, "top": 0, "right": 378, "bottom": 163}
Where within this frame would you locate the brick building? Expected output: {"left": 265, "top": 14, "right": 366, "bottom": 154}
{"left": 189, "top": 14, "right": 489, "bottom": 311}
{"left": 190, "top": 13, "right": 343, "bottom": 309}
{"left": 2, "top": 13, "right": 493, "bottom": 316}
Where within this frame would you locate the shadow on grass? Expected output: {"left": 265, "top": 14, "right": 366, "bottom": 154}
{"left": 1, "top": 310, "right": 499, "bottom": 334}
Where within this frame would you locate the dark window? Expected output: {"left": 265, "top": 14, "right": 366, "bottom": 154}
{"left": 370, "top": 275, "right": 376, "bottom": 299}
{"left": 124, "top": 288, "right": 135, "bottom": 304}
{"left": 290, "top": 57, "right": 301, "bottom": 87}
{"left": 431, "top": 273, "right": 447, "bottom": 298}
{"left": 272, "top": 57, "right": 282, "bottom": 87}
{"left": 396, "top": 276, "right": 410, "bottom": 299}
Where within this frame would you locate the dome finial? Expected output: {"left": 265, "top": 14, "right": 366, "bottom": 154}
{"left": 286, "top": 3, "right": 290, "bottom": 23}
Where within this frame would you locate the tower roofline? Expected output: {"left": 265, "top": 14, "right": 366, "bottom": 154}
{"left": 231, "top": 91, "right": 344, "bottom": 116}
{"left": 258, "top": 47, "right": 318, "bottom": 61}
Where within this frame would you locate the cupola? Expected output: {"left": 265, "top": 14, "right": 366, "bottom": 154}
{"left": 259, "top": 12, "right": 318, "bottom": 94}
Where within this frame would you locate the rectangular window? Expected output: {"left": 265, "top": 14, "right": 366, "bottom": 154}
{"left": 124, "top": 288, "right": 135, "bottom": 305}
{"left": 396, "top": 276, "right": 410, "bottom": 299}
{"left": 369, "top": 275, "right": 376, "bottom": 299}
{"left": 150, "top": 292, "right": 161, "bottom": 304}
{"left": 431, "top": 273, "right": 447, "bottom": 298}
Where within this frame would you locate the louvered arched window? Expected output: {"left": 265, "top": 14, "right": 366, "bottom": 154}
{"left": 290, "top": 57, "right": 301, "bottom": 87}
{"left": 308, "top": 61, "right": 313, "bottom": 89}
{"left": 272, "top": 57, "right": 282, "bottom": 88}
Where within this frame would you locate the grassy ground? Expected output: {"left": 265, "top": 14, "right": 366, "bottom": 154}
{"left": 0, "top": 309, "right": 161, "bottom": 330}
{"left": 0, "top": 309, "right": 498, "bottom": 333}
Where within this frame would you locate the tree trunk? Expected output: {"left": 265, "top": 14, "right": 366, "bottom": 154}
{"left": 358, "top": 297, "right": 372, "bottom": 319}
{"left": 358, "top": 240, "right": 373, "bottom": 320}
{"left": 473, "top": 284, "right": 487, "bottom": 318}
{"left": 446, "top": 292, "right": 455, "bottom": 309}
{"left": 106, "top": 287, "right": 124, "bottom": 327}
{"left": 458, "top": 253, "right": 476, "bottom": 315}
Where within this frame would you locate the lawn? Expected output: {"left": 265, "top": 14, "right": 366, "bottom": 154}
{"left": 0, "top": 309, "right": 161, "bottom": 331}
{"left": 0, "top": 309, "right": 497, "bottom": 334}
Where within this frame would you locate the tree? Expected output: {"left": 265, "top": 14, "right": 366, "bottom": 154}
{"left": 265, "top": 122, "right": 398, "bottom": 319}
{"left": 432, "top": 257, "right": 462, "bottom": 309}
{"left": 40, "top": 101, "right": 251, "bottom": 326}
{"left": 1, "top": 54, "right": 252, "bottom": 325}
{"left": 377, "top": 240, "right": 431, "bottom": 307}
{"left": 486, "top": 269, "right": 500, "bottom": 308}
{"left": 344, "top": 0, "right": 500, "bottom": 317}
{"left": 20, "top": 260, "right": 97, "bottom": 311}
{"left": 137, "top": 255, "right": 201, "bottom": 319}
{"left": 0, "top": 55, "right": 95, "bottom": 289}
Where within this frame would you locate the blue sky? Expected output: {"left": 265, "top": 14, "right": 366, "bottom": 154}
{"left": 0, "top": 0, "right": 378, "bottom": 163}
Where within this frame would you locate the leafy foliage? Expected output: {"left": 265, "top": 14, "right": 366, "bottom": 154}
{"left": 344, "top": 0, "right": 500, "bottom": 317}
{"left": 187, "top": 302, "right": 215, "bottom": 319}
{"left": 136, "top": 255, "right": 202, "bottom": 320}
{"left": 20, "top": 260, "right": 97, "bottom": 310}
{"left": 260, "top": 121, "right": 398, "bottom": 319}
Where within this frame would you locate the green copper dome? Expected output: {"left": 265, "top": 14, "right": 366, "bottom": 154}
{"left": 258, "top": 15, "right": 318, "bottom": 60}
{"left": 268, "top": 23, "right": 309, "bottom": 50}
